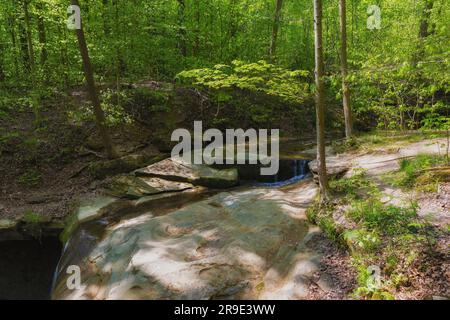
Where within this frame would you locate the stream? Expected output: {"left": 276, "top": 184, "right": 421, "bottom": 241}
{"left": 2, "top": 159, "right": 317, "bottom": 300}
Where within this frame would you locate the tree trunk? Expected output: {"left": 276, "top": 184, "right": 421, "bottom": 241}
{"left": 268, "top": 0, "right": 283, "bottom": 60}
{"left": 18, "top": 5, "right": 31, "bottom": 73}
{"left": 36, "top": 2, "right": 47, "bottom": 67}
{"left": 8, "top": 8, "right": 20, "bottom": 76}
{"left": 22, "top": 0, "right": 35, "bottom": 74}
{"left": 446, "top": 129, "right": 449, "bottom": 165}
{"left": 339, "top": 0, "right": 353, "bottom": 139}
{"left": 419, "top": 0, "right": 434, "bottom": 39}
{"left": 313, "top": 0, "right": 329, "bottom": 201}
{"left": 413, "top": 0, "right": 434, "bottom": 66}
{"left": 113, "top": 0, "right": 125, "bottom": 101}
{"left": 0, "top": 44, "right": 5, "bottom": 82}
{"left": 71, "top": 0, "right": 117, "bottom": 159}
{"left": 193, "top": 0, "right": 201, "bottom": 56}
{"left": 102, "top": 0, "right": 111, "bottom": 36}
{"left": 177, "top": 0, "right": 188, "bottom": 57}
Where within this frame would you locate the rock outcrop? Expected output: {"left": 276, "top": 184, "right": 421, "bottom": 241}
{"left": 52, "top": 181, "right": 324, "bottom": 300}
{"left": 308, "top": 157, "right": 350, "bottom": 181}
{"left": 135, "top": 158, "right": 239, "bottom": 189}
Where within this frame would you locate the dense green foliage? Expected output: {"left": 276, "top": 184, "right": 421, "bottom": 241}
{"left": 177, "top": 60, "right": 310, "bottom": 103}
{"left": 0, "top": 0, "right": 448, "bottom": 132}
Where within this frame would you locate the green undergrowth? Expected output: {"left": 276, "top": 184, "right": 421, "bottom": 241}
{"left": 307, "top": 166, "right": 439, "bottom": 300}
{"left": 382, "top": 154, "right": 447, "bottom": 192}
{"left": 22, "top": 210, "right": 46, "bottom": 240}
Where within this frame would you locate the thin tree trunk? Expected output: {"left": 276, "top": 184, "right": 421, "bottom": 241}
{"left": 71, "top": 0, "right": 117, "bottom": 159}
{"left": 177, "top": 0, "right": 188, "bottom": 57}
{"left": 0, "top": 44, "right": 5, "bottom": 82}
{"left": 228, "top": 0, "right": 239, "bottom": 59}
{"left": 419, "top": 0, "right": 434, "bottom": 39}
{"left": 23, "top": 0, "right": 35, "bottom": 74}
{"left": 57, "top": 23, "right": 70, "bottom": 88}
{"left": 339, "top": 0, "right": 353, "bottom": 139}
{"left": 313, "top": 0, "right": 329, "bottom": 201}
{"left": 19, "top": 12, "right": 30, "bottom": 72}
{"left": 268, "top": 0, "right": 283, "bottom": 60}
{"left": 8, "top": 7, "right": 20, "bottom": 76}
{"left": 193, "top": 0, "right": 201, "bottom": 56}
{"left": 102, "top": 0, "right": 111, "bottom": 36}
{"left": 113, "top": 0, "right": 124, "bottom": 102}
{"left": 36, "top": 2, "right": 47, "bottom": 68}
{"left": 413, "top": 0, "right": 434, "bottom": 66}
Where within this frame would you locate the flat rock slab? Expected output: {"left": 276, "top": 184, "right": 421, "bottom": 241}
{"left": 52, "top": 181, "right": 323, "bottom": 300}
{"left": 135, "top": 158, "right": 239, "bottom": 189}
{"left": 106, "top": 175, "right": 193, "bottom": 199}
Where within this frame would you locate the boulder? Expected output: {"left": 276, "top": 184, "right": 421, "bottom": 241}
{"left": 308, "top": 158, "right": 350, "bottom": 181}
{"left": 135, "top": 158, "right": 239, "bottom": 189}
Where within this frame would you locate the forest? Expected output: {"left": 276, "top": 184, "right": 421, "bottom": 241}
{"left": 0, "top": 0, "right": 448, "bottom": 302}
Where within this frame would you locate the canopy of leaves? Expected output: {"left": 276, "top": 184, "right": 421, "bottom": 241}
{"left": 177, "top": 60, "right": 310, "bottom": 104}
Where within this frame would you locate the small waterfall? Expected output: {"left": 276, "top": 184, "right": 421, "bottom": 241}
{"left": 257, "top": 159, "right": 311, "bottom": 187}
{"left": 298, "top": 160, "right": 308, "bottom": 176}
{"left": 293, "top": 160, "right": 298, "bottom": 177}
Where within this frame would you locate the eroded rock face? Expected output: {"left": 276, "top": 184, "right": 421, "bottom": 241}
{"left": 135, "top": 158, "right": 239, "bottom": 189}
{"left": 308, "top": 157, "right": 350, "bottom": 181}
{"left": 88, "top": 154, "right": 165, "bottom": 179}
{"left": 52, "top": 181, "right": 322, "bottom": 300}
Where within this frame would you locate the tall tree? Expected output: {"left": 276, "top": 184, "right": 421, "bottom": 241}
{"left": 36, "top": 1, "right": 48, "bottom": 67}
{"left": 176, "top": 0, "right": 188, "bottom": 57}
{"left": 71, "top": 0, "right": 117, "bottom": 159}
{"left": 268, "top": 0, "right": 284, "bottom": 60}
{"left": 419, "top": 0, "right": 434, "bottom": 39}
{"left": 413, "top": 0, "right": 434, "bottom": 66}
{"left": 102, "top": 0, "right": 111, "bottom": 36}
{"left": 57, "top": 23, "right": 70, "bottom": 88}
{"left": 313, "top": 0, "right": 329, "bottom": 200}
{"left": 17, "top": 1, "right": 30, "bottom": 73}
{"left": 193, "top": 0, "right": 201, "bottom": 56}
{"left": 22, "top": 0, "right": 35, "bottom": 74}
{"left": 339, "top": 0, "right": 353, "bottom": 138}
{"left": 0, "top": 44, "right": 5, "bottom": 82}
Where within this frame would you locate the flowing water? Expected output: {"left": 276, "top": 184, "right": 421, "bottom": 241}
{"left": 0, "top": 159, "right": 311, "bottom": 299}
